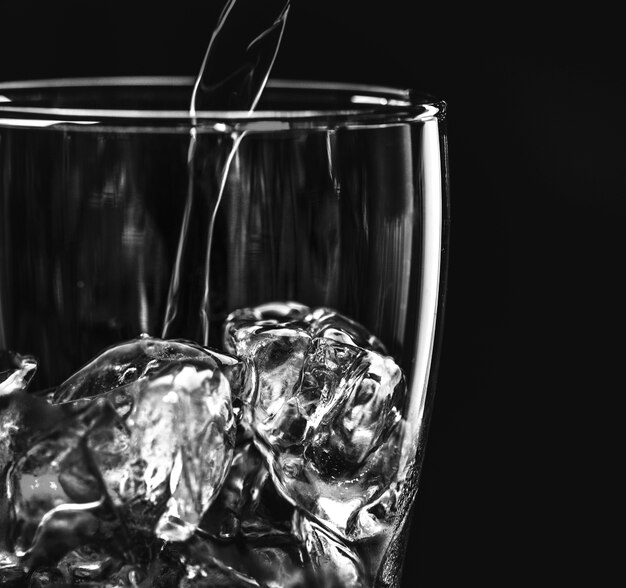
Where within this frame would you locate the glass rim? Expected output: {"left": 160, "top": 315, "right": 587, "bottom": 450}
{"left": 0, "top": 76, "right": 445, "bottom": 129}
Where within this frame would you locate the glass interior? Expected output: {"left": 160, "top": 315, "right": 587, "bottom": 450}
{"left": 0, "top": 77, "right": 448, "bottom": 588}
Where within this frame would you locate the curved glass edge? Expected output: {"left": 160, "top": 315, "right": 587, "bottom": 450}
{"left": 378, "top": 116, "right": 450, "bottom": 588}
{"left": 0, "top": 77, "right": 445, "bottom": 132}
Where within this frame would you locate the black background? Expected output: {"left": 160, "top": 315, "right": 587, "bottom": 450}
{"left": 0, "top": 1, "right": 621, "bottom": 585}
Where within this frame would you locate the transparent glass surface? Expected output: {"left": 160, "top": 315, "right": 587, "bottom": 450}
{"left": 0, "top": 77, "right": 449, "bottom": 587}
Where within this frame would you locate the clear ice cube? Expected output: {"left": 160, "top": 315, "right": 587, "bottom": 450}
{"left": 56, "top": 545, "right": 124, "bottom": 585}
{"left": 0, "top": 350, "right": 37, "bottom": 396}
{"left": 200, "top": 439, "right": 294, "bottom": 543}
{"left": 223, "top": 302, "right": 408, "bottom": 539}
{"left": 0, "top": 392, "right": 79, "bottom": 566}
{"left": 179, "top": 533, "right": 308, "bottom": 588}
{"left": 2, "top": 302, "right": 409, "bottom": 585}
{"left": 305, "top": 307, "right": 388, "bottom": 355}
{"left": 194, "top": 440, "right": 313, "bottom": 587}
{"left": 5, "top": 400, "right": 108, "bottom": 567}
{"left": 52, "top": 335, "right": 238, "bottom": 404}
{"left": 228, "top": 324, "right": 312, "bottom": 432}
{"left": 223, "top": 301, "right": 310, "bottom": 354}
{"left": 80, "top": 358, "right": 238, "bottom": 543}
{"left": 295, "top": 512, "right": 366, "bottom": 587}
{"left": 2, "top": 346, "right": 240, "bottom": 577}
{"left": 24, "top": 565, "right": 66, "bottom": 586}
{"left": 224, "top": 303, "right": 387, "bottom": 356}
{"left": 150, "top": 363, "right": 237, "bottom": 542}
{"left": 1, "top": 391, "right": 67, "bottom": 475}
{"left": 0, "top": 551, "right": 23, "bottom": 587}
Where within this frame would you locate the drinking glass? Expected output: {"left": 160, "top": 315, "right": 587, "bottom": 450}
{"left": 0, "top": 77, "right": 449, "bottom": 587}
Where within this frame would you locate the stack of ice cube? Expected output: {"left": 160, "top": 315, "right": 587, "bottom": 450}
{"left": 0, "top": 303, "right": 411, "bottom": 587}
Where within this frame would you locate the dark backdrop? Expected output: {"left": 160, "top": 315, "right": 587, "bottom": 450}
{"left": 1, "top": 1, "right": 621, "bottom": 585}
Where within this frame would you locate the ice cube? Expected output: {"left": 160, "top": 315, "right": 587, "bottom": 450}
{"left": 0, "top": 392, "right": 78, "bottom": 562}
{"left": 5, "top": 400, "right": 108, "bottom": 565}
{"left": 267, "top": 342, "right": 406, "bottom": 538}
{"left": 228, "top": 324, "right": 311, "bottom": 433}
{"left": 200, "top": 440, "right": 265, "bottom": 541}
{"left": 224, "top": 303, "right": 387, "bottom": 355}
{"left": 81, "top": 359, "right": 237, "bottom": 543}
{"left": 118, "top": 555, "right": 183, "bottom": 588}
{"left": 200, "top": 440, "right": 294, "bottom": 544}
{"left": 179, "top": 537, "right": 262, "bottom": 587}
{"left": 223, "top": 301, "right": 310, "bottom": 355}
{"left": 179, "top": 534, "right": 308, "bottom": 588}
{"left": 151, "top": 363, "right": 237, "bottom": 542}
{"left": 304, "top": 344, "right": 404, "bottom": 471}
{"left": 345, "top": 485, "right": 399, "bottom": 543}
{"left": 186, "top": 439, "right": 310, "bottom": 587}
{"left": 53, "top": 335, "right": 240, "bottom": 404}
{"left": 64, "top": 540, "right": 186, "bottom": 588}
{"left": 224, "top": 303, "right": 407, "bottom": 539}
{"left": 295, "top": 512, "right": 366, "bottom": 587}
{"left": 305, "top": 307, "right": 388, "bottom": 355}
{"left": 0, "top": 551, "right": 23, "bottom": 587}
{"left": 54, "top": 544, "right": 126, "bottom": 585}
{"left": 0, "top": 350, "right": 37, "bottom": 396}
{"left": 1, "top": 394, "right": 28, "bottom": 475}
{"left": 24, "top": 566, "right": 66, "bottom": 586}
{"left": 2, "top": 345, "right": 240, "bottom": 580}
{"left": 1, "top": 391, "right": 66, "bottom": 474}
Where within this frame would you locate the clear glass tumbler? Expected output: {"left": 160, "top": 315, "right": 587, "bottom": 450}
{"left": 0, "top": 77, "right": 449, "bottom": 587}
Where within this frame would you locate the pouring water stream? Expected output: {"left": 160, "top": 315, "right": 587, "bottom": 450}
{"left": 162, "top": 0, "right": 291, "bottom": 344}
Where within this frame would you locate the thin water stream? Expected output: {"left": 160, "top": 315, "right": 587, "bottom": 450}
{"left": 162, "top": 0, "right": 291, "bottom": 344}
